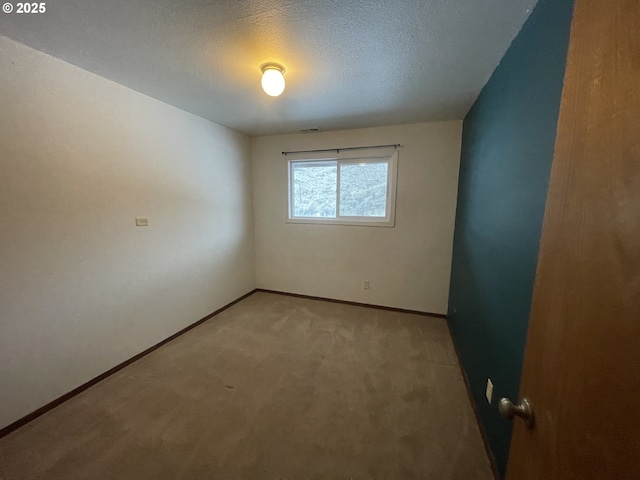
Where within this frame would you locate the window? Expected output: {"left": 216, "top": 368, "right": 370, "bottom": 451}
{"left": 287, "top": 151, "right": 397, "bottom": 227}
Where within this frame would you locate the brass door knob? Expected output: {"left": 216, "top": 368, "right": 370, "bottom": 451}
{"left": 499, "top": 397, "right": 535, "bottom": 429}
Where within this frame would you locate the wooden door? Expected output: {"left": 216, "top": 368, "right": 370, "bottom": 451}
{"left": 506, "top": 0, "right": 640, "bottom": 478}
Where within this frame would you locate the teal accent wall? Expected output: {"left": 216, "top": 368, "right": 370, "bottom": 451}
{"left": 447, "top": 0, "right": 574, "bottom": 476}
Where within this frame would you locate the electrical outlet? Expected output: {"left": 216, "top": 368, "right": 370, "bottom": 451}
{"left": 135, "top": 217, "right": 149, "bottom": 227}
{"left": 363, "top": 280, "right": 370, "bottom": 290}
{"left": 486, "top": 378, "right": 494, "bottom": 404}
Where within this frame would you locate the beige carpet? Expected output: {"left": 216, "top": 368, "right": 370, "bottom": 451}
{"left": 0, "top": 292, "right": 494, "bottom": 479}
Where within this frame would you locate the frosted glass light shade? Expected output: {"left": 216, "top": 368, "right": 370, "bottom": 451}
{"left": 261, "top": 65, "right": 285, "bottom": 97}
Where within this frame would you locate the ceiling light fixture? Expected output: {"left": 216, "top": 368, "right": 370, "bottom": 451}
{"left": 260, "top": 63, "right": 285, "bottom": 97}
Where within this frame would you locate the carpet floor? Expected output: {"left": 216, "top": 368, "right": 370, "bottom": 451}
{"left": 0, "top": 291, "right": 494, "bottom": 479}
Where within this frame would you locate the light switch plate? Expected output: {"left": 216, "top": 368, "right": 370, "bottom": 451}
{"left": 135, "top": 217, "right": 149, "bottom": 227}
{"left": 486, "top": 378, "right": 494, "bottom": 404}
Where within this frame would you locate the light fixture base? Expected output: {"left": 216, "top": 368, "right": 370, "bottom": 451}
{"left": 260, "top": 62, "right": 285, "bottom": 75}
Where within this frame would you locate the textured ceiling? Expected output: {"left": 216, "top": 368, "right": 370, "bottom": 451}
{"left": 0, "top": 0, "right": 537, "bottom": 136}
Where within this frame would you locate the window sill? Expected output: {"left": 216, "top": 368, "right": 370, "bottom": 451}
{"left": 285, "top": 217, "right": 395, "bottom": 228}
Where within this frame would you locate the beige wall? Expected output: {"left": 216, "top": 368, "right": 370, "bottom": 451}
{"left": 0, "top": 37, "right": 256, "bottom": 429}
{"left": 251, "top": 122, "right": 462, "bottom": 313}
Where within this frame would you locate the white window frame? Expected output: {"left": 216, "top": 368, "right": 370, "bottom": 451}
{"left": 286, "top": 150, "right": 398, "bottom": 227}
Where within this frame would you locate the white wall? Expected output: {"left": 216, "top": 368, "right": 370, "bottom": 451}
{"left": 0, "top": 37, "right": 255, "bottom": 429}
{"left": 252, "top": 122, "right": 462, "bottom": 313}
